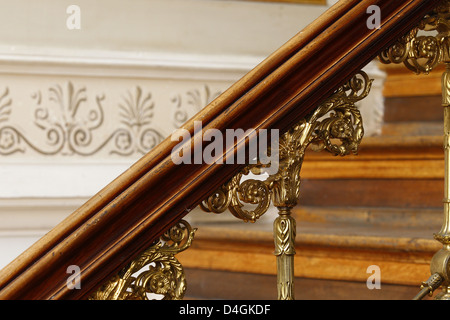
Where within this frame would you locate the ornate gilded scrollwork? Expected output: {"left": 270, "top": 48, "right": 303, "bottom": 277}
{"left": 90, "top": 220, "right": 196, "bottom": 300}
{"left": 200, "top": 167, "right": 271, "bottom": 222}
{"left": 200, "top": 70, "right": 371, "bottom": 222}
{"left": 200, "top": 70, "right": 371, "bottom": 300}
{"left": 309, "top": 74, "right": 367, "bottom": 156}
{"left": 378, "top": 0, "right": 450, "bottom": 74}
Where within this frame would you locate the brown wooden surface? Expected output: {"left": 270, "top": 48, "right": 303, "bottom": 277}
{"left": 299, "top": 179, "right": 443, "bottom": 208}
{"left": 300, "top": 135, "right": 445, "bottom": 208}
{"left": 184, "top": 268, "right": 424, "bottom": 300}
{"left": 302, "top": 159, "right": 444, "bottom": 179}
{"left": 177, "top": 220, "right": 439, "bottom": 288}
{"left": 180, "top": 64, "right": 449, "bottom": 301}
{"left": 381, "top": 63, "right": 445, "bottom": 98}
{"left": 381, "top": 122, "right": 443, "bottom": 136}
{"left": 381, "top": 60, "right": 444, "bottom": 137}
{"left": 384, "top": 96, "right": 443, "bottom": 123}
{"left": 179, "top": 132, "right": 446, "bottom": 299}
{"left": 0, "top": 0, "right": 442, "bottom": 300}
{"left": 0, "top": 0, "right": 363, "bottom": 299}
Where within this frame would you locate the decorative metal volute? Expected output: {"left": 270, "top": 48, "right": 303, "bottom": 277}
{"left": 379, "top": 0, "right": 450, "bottom": 74}
{"left": 90, "top": 220, "right": 196, "bottom": 300}
{"left": 199, "top": 167, "right": 271, "bottom": 222}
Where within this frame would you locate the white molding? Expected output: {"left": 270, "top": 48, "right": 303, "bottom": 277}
{"left": 0, "top": 61, "right": 387, "bottom": 198}
{"left": 0, "top": 197, "right": 86, "bottom": 230}
{"left": 0, "top": 48, "right": 261, "bottom": 81}
{"left": 0, "top": 163, "right": 132, "bottom": 198}
{"left": 0, "top": 196, "right": 88, "bottom": 269}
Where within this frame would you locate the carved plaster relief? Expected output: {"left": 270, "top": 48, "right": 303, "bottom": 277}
{"left": 0, "top": 79, "right": 225, "bottom": 160}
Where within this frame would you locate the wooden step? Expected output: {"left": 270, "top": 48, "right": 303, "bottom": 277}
{"left": 384, "top": 95, "right": 443, "bottom": 123}
{"left": 181, "top": 205, "right": 442, "bottom": 300}
{"left": 380, "top": 61, "right": 444, "bottom": 137}
{"left": 381, "top": 122, "right": 443, "bottom": 136}
{"left": 184, "top": 269, "right": 423, "bottom": 300}
{"left": 180, "top": 64, "right": 449, "bottom": 300}
{"left": 300, "top": 135, "right": 445, "bottom": 209}
{"left": 380, "top": 63, "right": 444, "bottom": 98}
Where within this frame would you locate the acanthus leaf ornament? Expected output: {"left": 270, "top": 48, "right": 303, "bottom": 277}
{"left": 171, "top": 85, "right": 222, "bottom": 128}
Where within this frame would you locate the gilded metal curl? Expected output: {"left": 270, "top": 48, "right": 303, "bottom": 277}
{"left": 90, "top": 220, "right": 196, "bottom": 300}
{"left": 379, "top": 0, "right": 450, "bottom": 74}
{"left": 200, "top": 167, "right": 271, "bottom": 222}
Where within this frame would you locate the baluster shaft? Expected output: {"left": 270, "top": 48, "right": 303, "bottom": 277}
{"left": 274, "top": 207, "right": 296, "bottom": 300}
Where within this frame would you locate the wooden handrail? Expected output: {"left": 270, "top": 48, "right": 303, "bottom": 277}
{"left": 0, "top": 0, "right": 442, "bottom": 299}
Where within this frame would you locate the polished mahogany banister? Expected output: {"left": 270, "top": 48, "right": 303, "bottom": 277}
{"left": 0, "top": 0, "right": 442, "bottom": 299}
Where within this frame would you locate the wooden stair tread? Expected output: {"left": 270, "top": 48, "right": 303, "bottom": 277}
{"left": 381, "top": 122, "right": 443, "bottom": 136}
{"left": 189, "top": 213, "right": 441, "bottom": 254}
{"left": 181, "top": 207, "right": 441, "bottom": 288}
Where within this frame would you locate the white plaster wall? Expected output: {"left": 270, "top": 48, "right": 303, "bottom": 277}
{"left": 0, "top": 0, "right": 329, "bottom": 60}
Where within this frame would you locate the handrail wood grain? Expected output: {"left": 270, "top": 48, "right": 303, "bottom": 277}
{"left": 0, "top": 0, "right": 442, "bottom": 299}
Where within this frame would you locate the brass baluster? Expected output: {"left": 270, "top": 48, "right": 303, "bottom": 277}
{"left": 429, "top": 61, "right": 450, "bottom": 300}
{"left": 273, "top": 207, "right": 297, "bottom": 300}
{"left": 379, "top": 0, "right": 450, "bottom": 299}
